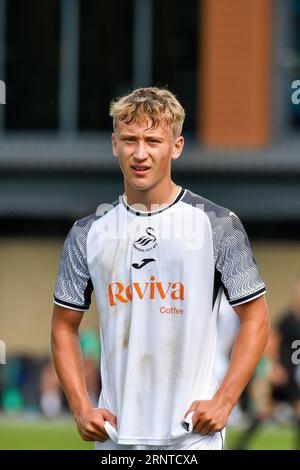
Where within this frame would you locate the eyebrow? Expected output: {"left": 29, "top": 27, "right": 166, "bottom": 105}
{"left": 119, "top": 134, "right": 136, "bottom": 139}
{"left": 119, "top": 134, "right": 163, "bottom": 140}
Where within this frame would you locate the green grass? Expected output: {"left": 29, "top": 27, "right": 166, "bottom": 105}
{"left": 0, "top": 418, "right": 93, "bottom": 450}
{"left": 0, "top": 419, "right": 297, "bottom": 450}
{"left": 226, "top": 425, "right": 297, "bottom": 450}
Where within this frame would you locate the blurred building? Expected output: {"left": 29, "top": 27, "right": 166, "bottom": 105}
{"left": 0, "top": 0, "right": 300, "bottom": 356}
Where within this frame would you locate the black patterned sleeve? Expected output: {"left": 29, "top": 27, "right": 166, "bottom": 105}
{"left": 216, "top": 213, "right": 266, "bottom": 307}
{"left": 53, "top": 220, "right": 93, "bottom": 311}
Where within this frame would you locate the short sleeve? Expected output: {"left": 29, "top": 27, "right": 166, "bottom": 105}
{"left": 216, "top": 213, "right": 266, "bottom": 307}
{"left": 53, "top": 221, "right": 94, "bottom": 311}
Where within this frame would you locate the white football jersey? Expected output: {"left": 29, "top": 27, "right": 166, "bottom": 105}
{"left": 54, "top": 187, "right": 266, "bottom": 447}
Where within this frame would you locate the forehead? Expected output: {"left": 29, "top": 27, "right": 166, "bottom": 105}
{"left": 115, "top": 118, "right": 172, "bottom": 137}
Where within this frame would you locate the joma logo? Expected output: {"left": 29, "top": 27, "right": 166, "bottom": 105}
{"left": 108, "top": 276, "right": 184, "bottom": 306}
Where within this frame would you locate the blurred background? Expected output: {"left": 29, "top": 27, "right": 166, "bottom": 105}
{"left": 0, "top": 0, "right": 300, "bottom": 449}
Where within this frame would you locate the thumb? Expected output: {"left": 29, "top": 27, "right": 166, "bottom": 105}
{"left": 101, "top": 409, "right": 118, "bottom": 428}
{"left": 183, "top": 401, "right": 198, "bottom": 420}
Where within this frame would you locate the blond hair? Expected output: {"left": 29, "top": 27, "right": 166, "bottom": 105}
{"left": 109, "top": 87, "right": 185, "bottom": 137}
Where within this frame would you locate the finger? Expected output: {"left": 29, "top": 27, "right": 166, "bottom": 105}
{"left": 90, "top": 417, "right": 106, "bottom": 433}
{"left": 83, "top": 428, "right": 109, "bottom": 442}
{"left": 193, "top": 416, "right": 211, "bottom": 433}
{"left": 194, "top": 423, "right": 212, "bottom": 435}
{"left": 190, "top": 409, "right": 206, "bottom": 428}
{"left": 101, "top": 409, "right": 118, "bottom": 427}
{"left": 93, "top": 430, "right": 109, "bottom": 442}
{"left": 183, "top": 401, "right": 198, "bottom": 420}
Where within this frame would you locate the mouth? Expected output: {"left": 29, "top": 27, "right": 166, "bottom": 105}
{"left": 130, "top": 165, "right": 151, "bottom": 175}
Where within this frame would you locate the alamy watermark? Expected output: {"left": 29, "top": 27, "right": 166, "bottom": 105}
{"left": 0, "top": 340, "right": 6, "bottom": 364}
{"left": 291, "top": 339, "right": 300, "bottom": 365}
{"left": 0, "top": 80, "right": 5, "bottom": 104}
{"left": 291, "top": 80, "right": 300, "bottom": 105}
{"left": 95, "top": 198, "right": 208, "bottom": 250}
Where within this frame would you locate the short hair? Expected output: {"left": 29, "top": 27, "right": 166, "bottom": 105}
{"left": 109, "top": 87, "right": 185, "bottom": 137}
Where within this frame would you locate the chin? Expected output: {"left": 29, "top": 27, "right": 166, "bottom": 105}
{"left": 128, "top": 178, "right": 152, "bottom": 191}
{"left": 132, "top": 183, "right": 150, "bottom": 192}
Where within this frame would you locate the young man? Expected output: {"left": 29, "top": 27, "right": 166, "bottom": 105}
{"left": 52, "top": 87, "right": 269, "bottom": 450}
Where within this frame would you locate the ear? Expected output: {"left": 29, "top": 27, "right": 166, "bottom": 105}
{"left": 111, "top": 133, "right": 118, "bottom": 158}
{"left": 171, "top": 136, "right": 184, "bottom": 161}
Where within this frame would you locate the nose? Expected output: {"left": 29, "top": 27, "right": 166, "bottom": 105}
{"left": 133, "top": 142, "right": 148, "bottom": 161}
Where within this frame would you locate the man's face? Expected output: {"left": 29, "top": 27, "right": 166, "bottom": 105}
{"left": 111, "top": 118, "right": 184, "bottom": 191}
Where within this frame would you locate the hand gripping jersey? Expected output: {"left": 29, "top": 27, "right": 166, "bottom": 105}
{"left": 54, "top": 187, "right": 266, "bottom": 446}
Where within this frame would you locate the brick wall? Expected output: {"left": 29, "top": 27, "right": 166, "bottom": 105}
{"left": 199, "top": 0, "right": 272, "bottom": 148}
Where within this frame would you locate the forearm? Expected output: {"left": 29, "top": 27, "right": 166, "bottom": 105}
{"left": 214, "top": 305, "right": 270, "bottom": 410}
{"left": 51, "top": 327, "right": 92, "bottom": 416}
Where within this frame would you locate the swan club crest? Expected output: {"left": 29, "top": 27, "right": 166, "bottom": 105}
{"left": 133, "top": 227, "right": 158, "bottom": 252}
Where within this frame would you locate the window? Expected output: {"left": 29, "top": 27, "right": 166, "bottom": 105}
{"left": 79, "top": 0, "right": 134, "bottom": 130}
{"left": 6, "top": 0, "right": 60, "bottom": 130}
{"left": 2, "top": 0, "right": 199, "bottom": 134}
{"left": 152, "top": 0, "right": 198, "bottom": 132}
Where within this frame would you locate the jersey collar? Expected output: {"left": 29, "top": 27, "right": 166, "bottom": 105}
{"left": 121, "top": 187, "right": 186, "bottom": 216}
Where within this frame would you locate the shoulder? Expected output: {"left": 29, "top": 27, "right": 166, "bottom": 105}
{"left": 181, "top": 189, "right": 232, "bottom": 219}
{"left": 181, "top": 189, "right": 241, "bottom": 233}
{"left": 181, "top": 189, "right": 253, "bottom": 259}
{"left": 67, "top": 198, "right": 120, "bottom": 244}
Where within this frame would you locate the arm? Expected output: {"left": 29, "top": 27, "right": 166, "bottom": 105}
{"left": 184, "top": 295, "right": 270, "bottom": 434}
{"left": 51, "top": 304, "right": 117, "bottom": 441}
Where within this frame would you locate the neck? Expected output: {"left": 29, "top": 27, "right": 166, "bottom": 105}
{"left": 124, "top": 179, "right": 180, "bottom": 212}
